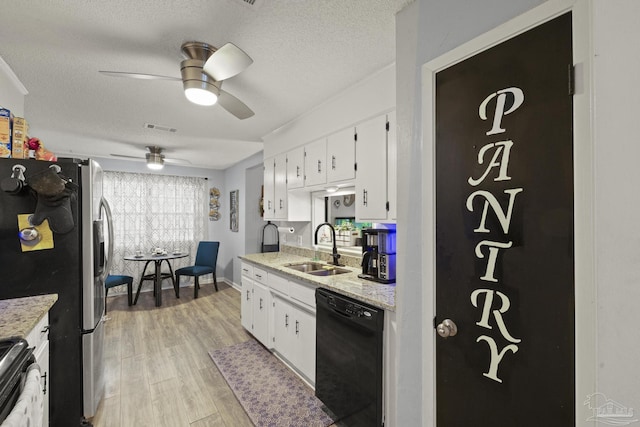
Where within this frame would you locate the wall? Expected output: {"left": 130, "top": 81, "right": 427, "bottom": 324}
{"left": 395, "top": 0, "right": 546, "bottom": 425}
{"left": 592, "top": 0, "right": 640, "bottom": 413}
{"left": 0, "top": 56, "right": 26, "bottom": 116}
{"left": 221, "top": 151, "right": 264, "bottom": 286}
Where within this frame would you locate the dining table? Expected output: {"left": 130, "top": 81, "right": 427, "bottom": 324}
{"left": 124, "top": 252, "right": 189, "bottom": 307}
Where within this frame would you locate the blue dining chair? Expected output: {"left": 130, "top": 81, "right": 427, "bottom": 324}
{"left": 105, "top": 274, "right": 133, "bottom": 313}
{"left": 175, "top": 241, "right": 219, "bottom": 299}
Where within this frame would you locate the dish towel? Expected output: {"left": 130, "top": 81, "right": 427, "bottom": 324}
{"left": 1, "top": 364, "right": 43, "bottom": 427}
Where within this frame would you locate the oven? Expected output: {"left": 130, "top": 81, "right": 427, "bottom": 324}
{"left": 315, "top": 288, "right": 384, "bottom": 426}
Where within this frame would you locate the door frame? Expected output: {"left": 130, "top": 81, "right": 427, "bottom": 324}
{"left": 420, "top": 0, "right": 595, "bottom": 425}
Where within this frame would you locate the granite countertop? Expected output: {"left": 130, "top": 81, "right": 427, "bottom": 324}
{"left": 239, "top": 252, "right": 395, "bottom": 311}
{"left": 0, "top": 294, "right": 58, "bottom": 339}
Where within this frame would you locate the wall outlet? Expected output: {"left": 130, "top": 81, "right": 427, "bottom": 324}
{"left": 297, "top": 235, "right": 303, "bottom": 245}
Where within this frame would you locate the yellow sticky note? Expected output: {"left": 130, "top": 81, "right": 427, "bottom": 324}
{"left": 17, "top": 214, "right": 54, "bottom": 252}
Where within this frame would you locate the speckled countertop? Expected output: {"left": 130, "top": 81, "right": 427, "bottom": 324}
{"left": 0, "top": 294, "right": 58, "bottom": 339}
{"left": 239, "top": 252, "right": 395, "bottom": 311}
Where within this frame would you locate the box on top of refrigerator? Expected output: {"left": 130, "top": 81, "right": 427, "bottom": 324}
{"left": 12, "top": 117, "right": 28, "bottom": 159}
{"left": 0, "top": 108, "right": 13, "bottom": 158}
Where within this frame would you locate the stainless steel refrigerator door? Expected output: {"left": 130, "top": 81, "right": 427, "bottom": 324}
{"left": 82, "top": 318, "right": 105, "bottom": 418}
{"left": 81, "top": 159, "right": 112, "bottom": 331}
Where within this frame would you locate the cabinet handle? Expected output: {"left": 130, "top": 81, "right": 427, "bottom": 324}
{"left": 296, "top": 165, "right": 300, "bottom": 178}
{"left": 246, "top": 290, "right": 250, "bottom": 301}
{"left": 363, "top": 189, "right": 368, "bottom": 206}
{"left": 331, "top": 155, "right": 336, "bottom": 170}
{"left": 279, "top": 199, "right": 283, "bottom": 209}
{"left": 317, "top": 160, "right": 322, "bottom": 173}
{"left": 285, "top": 314, "right": 289, "bottom": 327}
{"left": 255, "top": 274, "right": 262, "bottom": 279}
{"left": 268, "top": 200, "right": 272, "bottom": 210}
{"left": 259, "top": 298, "right": 263, "bottom": 310}
{"left": 295, "top": 320, "right": 299, "bottom": 335}
{"left": 41, "top": 372, "right": 47, "bottom": 395}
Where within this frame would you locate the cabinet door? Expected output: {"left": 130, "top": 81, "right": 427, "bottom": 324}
{"left": 327, "top": 127, "right": 356, "bottom": 183}
{"left": 263, "top": 158, "right": 276, "bottom": 220}
{"left": 240, "top": 277, "right": 254, "bottom": 331}
{"left": 274, "top": 153, "right": 288, "bottom": 220}
{"left": 293, "top": 306, "right": 316, "bottom": 383}
{"left": 252, "top": 282, "right": 270, "bottom": 346}
{"left": 273, "top": 296, "right": 293, "bottom": 362}
{"left": 304, "top": 138, "right": 327, "bottom": 187}
{"left": 355, "top": 114, "right": 388, "bottom": 221}
{"left": 386, "top": 111, "right": 397, "bottom": 221}
{"left": 287, "top": 147, "right": 305, "bottom": 189}
{"left": 35, "top": 339, "right": 50, "bottom": 427}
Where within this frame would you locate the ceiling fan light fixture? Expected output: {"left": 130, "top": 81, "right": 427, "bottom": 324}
{"left": 184, "top": 86, "right": 218, "bottom": 106}
{"left": 146, "top": 152, "right": 165, "bottom": 170}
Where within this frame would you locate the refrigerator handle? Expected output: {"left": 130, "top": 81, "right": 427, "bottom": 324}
{"left": 99, "top": 196, "right": 114, "bottom": 281}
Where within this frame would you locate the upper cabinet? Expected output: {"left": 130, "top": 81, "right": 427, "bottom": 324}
{"left": 263, "top": 157, "right": 276, "bottom": 220}
{"left": 286, "top": 146, "right": 305, "bottom": 190}
{"left": 273, "top": 152, "right": 288, "bottom": 219}
{"left": 326, "top": 127, "right": 356, "bottom": 184}
{"left": 355, "top": 112, "right": 396, "bottom": 222}
{"left": 304, "top": 138, "right": 327, "bottom": 187}
{"left": 264, "top": 153, "right": 310, "bottom": 222}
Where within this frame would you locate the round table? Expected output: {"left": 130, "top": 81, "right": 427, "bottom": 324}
{"left": 124, "top": 252, "right": 188, "bottom": 307}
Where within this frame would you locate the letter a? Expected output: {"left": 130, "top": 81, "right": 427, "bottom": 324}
{"left": 468, "top": 140, "right": 514, "bottom": 186}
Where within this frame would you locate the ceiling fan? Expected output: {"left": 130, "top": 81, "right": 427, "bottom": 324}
{"left": 100, "top": 41, "right": 254, "bottom": 120}
{"left": 111, "top": 146, "right": 190, "bottom": 170}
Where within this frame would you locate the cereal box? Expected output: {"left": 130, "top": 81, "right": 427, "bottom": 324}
{"left": 0, "top": 108, "right": 12, "bottom": 158}
{"left": 12, "top": 117, "right": 28, "bottom": 159}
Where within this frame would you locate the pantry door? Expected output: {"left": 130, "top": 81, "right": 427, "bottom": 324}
{"left": 435, "top": 12, "right": 574, "bottom": 427}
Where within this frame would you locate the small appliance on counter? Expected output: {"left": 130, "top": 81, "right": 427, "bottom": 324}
{"left": 358, "top": 228, "right": 396, "bottom": 284}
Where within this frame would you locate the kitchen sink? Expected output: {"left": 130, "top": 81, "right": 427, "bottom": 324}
{"left": 307, "top": 268, "right": 351, "bottom": 276}
{"left": 285, "top": 262, "right": 327, "bottom": 272}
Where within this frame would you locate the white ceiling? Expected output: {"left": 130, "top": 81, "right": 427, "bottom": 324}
{"left": 0, "top": 0, "right": 410, "bottom": 170}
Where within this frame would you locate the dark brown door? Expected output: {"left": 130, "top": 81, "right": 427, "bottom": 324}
{"left": 435, "top": 13, "right": 574, "bottom": 426}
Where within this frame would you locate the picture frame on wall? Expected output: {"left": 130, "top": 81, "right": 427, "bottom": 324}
{"left": 230, "top": 189, "right": 239, "bottom": 232}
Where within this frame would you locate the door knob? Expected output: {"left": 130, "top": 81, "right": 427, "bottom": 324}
{"left": 436, "top": 319, "right": 458, "bottom": 338}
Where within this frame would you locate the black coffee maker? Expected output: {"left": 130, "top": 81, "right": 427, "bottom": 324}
{"left": 358, "top": 228, "right": 396, "bottom": 284}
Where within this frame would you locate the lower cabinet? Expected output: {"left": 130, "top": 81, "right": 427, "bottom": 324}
{"left": 26, "top": 313, "right": 50, "bottom": 427}
{"left": 272, "top": 294, "right": 316, "bottom": 383}
{"left": 240, "top": 262, "right": 316, "bottom": 385}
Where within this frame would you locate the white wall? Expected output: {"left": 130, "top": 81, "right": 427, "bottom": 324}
{"left": 0, "top": 56, "right": 27, "bottom": 116}
{"left": 592, "top": 0, "right": 640, "bottom": 412}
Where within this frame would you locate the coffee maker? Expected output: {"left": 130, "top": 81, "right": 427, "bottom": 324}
{"left": 358, "top": 228, "right": 396, "bottom": 284}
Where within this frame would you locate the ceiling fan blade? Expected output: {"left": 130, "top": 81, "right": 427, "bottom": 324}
{"left": 218, "top": 89, "right": 254, "bottom": 120}
{"left": 99, "top": 71, "right": 181, "bottom": 81}
{"left": 165, "top": 158, "right": 192, "bottom": 165}
{"left": 203, "top": 43, "right": 253, "bottom": 81}
{"left": 110, "top": 153, "right": 143, "bottom": 160}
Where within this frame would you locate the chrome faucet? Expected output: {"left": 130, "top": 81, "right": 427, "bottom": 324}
{"left": 314, "top": 222, "right": 342, "bottom": 266}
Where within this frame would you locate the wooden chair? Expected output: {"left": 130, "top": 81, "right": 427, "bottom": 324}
{"left": 175, "top": 241, "right": 219, "bottom": 298}
{"left": 105, "top": 274, "right": 133, "bottom": 313}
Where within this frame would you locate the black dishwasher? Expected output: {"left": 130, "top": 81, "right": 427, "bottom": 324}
{"left": 315, "top": 288, "right": 384, "bottom": 426}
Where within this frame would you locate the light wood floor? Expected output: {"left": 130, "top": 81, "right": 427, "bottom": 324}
{"left": 90, "top": 282, "right": 255, "bottom": 427}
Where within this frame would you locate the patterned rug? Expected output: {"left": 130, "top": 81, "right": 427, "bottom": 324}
{"left": 209, "top": 339, "right": 335, "bottom": 427}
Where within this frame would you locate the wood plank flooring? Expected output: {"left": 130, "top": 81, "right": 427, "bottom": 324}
{"left": 91, "top": 282, "right": 255, "bottom": 427}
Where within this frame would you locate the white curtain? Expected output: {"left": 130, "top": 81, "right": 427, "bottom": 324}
{"left": 103, "top": 171, "right": 208, "bottom": 293}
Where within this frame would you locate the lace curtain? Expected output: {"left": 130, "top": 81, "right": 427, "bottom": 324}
{"left": 103, "top": 171, "right": 207, "bottom": 291}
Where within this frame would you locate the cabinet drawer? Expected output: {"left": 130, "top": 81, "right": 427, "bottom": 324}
{"left": 268, "top": 273, "right": 289, "bottom": 295}
{"left": 288, "top": 281, "right": 316, "bottom": 308}
{"left": 253, "top": 267, "right": 268, "bottom": 285}
{"left": 25, "top": 313, "right": 49, "bottom": 352}
{"left": 241, "top": 262, "right": 253, "bottom": 278}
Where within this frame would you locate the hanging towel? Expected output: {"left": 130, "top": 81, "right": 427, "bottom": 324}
{"left": 1, "top": 364, "right": 43, "bottom": 427}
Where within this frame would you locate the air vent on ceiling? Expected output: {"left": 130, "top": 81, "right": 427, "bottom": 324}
{"left": 144, "top": 123, "right": 177, "bottom": 133}
{"left": 232, "top": 0, "right": 264, "bottom": 10}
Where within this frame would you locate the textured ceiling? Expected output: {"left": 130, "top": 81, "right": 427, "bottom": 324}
{"left": 0, "top": 0, "right": 410, "bottom": 169}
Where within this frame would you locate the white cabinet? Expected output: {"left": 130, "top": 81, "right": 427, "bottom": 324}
{"left": 263, "top": 158, "right": 276, "bottom": 220}
{"left": 240, "top": 263, "right": 254, "bottom": 332}
{"left": 286, "top": 146, "right": 305, "bottom": 189}
{"left": 272, "top": 294, "right": 316, "bottom": 383}
{"left": 264, "top": 153, "right": 311, "bottom": 221}
{"left": 273, "top": 153, "right": 288, "bottom": 219}
{"left": 26, "top": 313, "right": 50, "bottom": 427}
{"left": 304, "top": 138, "right": 327, "bottom": 187}
{"left": 326, "top": 127, "right": 356, "bottom": 183}
{"left": 355, "top": 112, "right": 396, "bottom": 222}
{"left": 252, "top": 282, "right": 270, "bottom": 347}
{"left": 240, "top": 264, "right": 271, "bottom": 348}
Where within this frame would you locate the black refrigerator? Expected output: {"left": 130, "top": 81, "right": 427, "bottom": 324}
{"left": 0, "top": 157, "right": 112, "bottom": 426}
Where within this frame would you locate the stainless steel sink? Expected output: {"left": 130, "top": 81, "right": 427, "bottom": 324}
{"left": 307, "top": 268, "right": 351, "bottom": 276}
{"left": 285, "top": 262, "right": 327, "bottom": 272}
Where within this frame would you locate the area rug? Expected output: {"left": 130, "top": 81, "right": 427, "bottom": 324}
{"left": 209, "top": 339, "right": 335, "bottom": 427}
